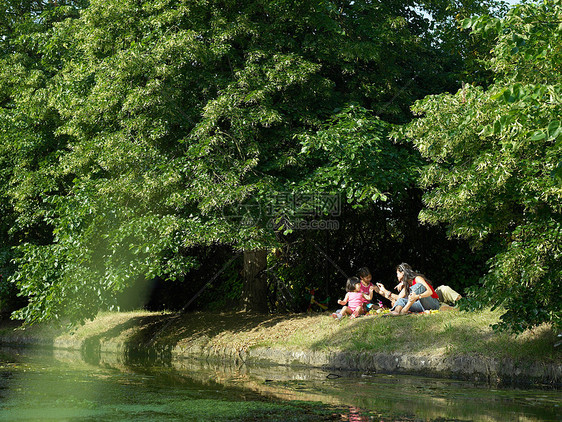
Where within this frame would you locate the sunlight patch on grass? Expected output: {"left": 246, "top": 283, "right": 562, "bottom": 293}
{"left": 3, "top": 308, "right": 558, "bottom": 365}
{"left": 55, "top": 310, "right": 169, "bottom": 343}
{"left": 253, "top": 309, "right": 559, "bottom": 362}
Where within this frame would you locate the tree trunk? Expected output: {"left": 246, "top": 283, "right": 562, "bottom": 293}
{"left": 241, "top": 249, "right": 269, "bottom": 313}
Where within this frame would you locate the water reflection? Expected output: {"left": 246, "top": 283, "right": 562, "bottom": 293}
{"left": 170, "top": 357, "right": 561, "bottom": 421}
{"left": 0, "top": 347, "right": 341, "bottom": 421}
{"left": 0, "top": 347, "right": 560, "bottom": 421}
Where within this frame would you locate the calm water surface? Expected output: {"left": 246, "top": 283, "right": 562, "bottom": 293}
{"left": 0, "top": 347, "right": 560, "bottom": 421}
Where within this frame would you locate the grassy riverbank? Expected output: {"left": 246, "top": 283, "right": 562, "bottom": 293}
{"left": 1, "top": 307, "right": 559, "bottom": 365}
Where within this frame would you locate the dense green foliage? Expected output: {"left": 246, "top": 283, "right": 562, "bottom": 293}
{"left": 5, "top": 0, "right": 555, "bottom": 335}
{"left": 402, "top": 0, "right": 562, "bottom": 332}
{"left": 0, "top": 0, "right": 88, "bottom": 314}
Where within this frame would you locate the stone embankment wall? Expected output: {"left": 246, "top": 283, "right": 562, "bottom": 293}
{"left": 1, "top": 332, "right": 560, "bottom": 387}
{"left": 169, "top": 343, "right": 561, "bottom": 387}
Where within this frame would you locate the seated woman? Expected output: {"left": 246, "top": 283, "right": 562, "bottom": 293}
{"left": 376, "top": 263, "right": 440, "bottom": 315}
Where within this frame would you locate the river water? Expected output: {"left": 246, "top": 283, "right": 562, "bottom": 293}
{"left": 0, "top": 346, "right": 560, "bottom": 421}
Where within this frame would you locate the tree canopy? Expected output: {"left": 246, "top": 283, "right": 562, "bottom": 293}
{"left": 401, "top": 0, "right": 562, "bottom": 332}
{"left": 4, "top": 0, "right": 541, "bottom": 330}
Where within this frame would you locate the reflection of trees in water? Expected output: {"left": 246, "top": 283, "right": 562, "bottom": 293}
{"left": 48, "top": 349, "right": 561, "bottom": 422}
{"left": 169, "top": 358, "right": 560, "bottom": 422}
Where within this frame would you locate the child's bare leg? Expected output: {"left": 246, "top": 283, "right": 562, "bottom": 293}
{"left": 350, "top": 306, "right": 365, "bottom": 318}
{"left": 341, "top": 306, "right": 352, "bottom": 317}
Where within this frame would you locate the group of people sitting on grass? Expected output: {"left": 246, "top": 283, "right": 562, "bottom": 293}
{"left": 332, "top": 263, "right": 462, "bottom": 320}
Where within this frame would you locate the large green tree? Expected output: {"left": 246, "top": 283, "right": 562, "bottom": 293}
{"left": 3, "top": 0, "right": 501, "bottom": 323}
{"left": 0, "top": 1, "right": 87, "bottom": 314}
{"left": 402, "top": 0, "right": 562, "bottom": 333}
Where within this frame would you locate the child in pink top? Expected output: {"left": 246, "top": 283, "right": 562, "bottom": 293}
{"left": 357, "top": 267, "right": 378, "bottom": 312}
{"left": 332, "top": 277, "right": 365, "bottom": 319}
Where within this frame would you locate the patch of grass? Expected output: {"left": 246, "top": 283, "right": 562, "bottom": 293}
{"left": 238, "top": 309, "right": 559, "bottom": 363}
{"left": 1, "top": 308, "right": 559, "bottom": 364}
{"left": 57, "top": 311, "right": 134, "bottom": 337}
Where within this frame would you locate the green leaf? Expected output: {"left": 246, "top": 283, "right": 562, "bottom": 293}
{"left": 547, "top": 121, "right": 560, "bottom": 140}
{"left": 461, "top": 17, "right": 473, "bottom": 30}
{"left": 479, "top": 124, "right": 493, "bottom": 137}
{"left": 529, "top": 131, "right": 546, "bottom": 141}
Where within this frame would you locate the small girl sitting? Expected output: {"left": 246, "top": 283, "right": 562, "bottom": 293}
{"left": 332, "top": 277, "right": 365, "bottom": 320}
